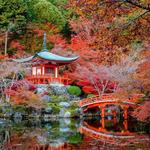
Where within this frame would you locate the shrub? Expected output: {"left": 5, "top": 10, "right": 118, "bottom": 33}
{"left": 87, "top": 94, "right": 95, "bottom": 98}
{"left": 68, "top": 133, "right": 82, "bottom": 144}
{"left": 67, "top": 86, "right": 81, "bottom": 96}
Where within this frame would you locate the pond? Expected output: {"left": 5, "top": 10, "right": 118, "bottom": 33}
{"left": 0, "top": 116, "right": 150, "bottom": 150}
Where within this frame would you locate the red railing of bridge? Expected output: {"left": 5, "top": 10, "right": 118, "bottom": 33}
{"left": 82, "top": 121, "right": 133, "bottom": 137}
{"left": 79, "top": 126, "right": 135, "bottom": 141}
{"left": 79, "top": 124, "right": 149, "bottom": 145}
{"left": 79, "top": 94, "right": 143, "bottom": 108}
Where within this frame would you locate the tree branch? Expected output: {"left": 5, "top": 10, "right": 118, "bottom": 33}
{"left": 123, "top": 0, "right": 150, "bottom": 11}
{"left": 122, "top": 10, "right": 150, "bottom": 29}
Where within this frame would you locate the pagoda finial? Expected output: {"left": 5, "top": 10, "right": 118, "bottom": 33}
{"left": 43, "top": 32, "right": 47, "bottom": 50}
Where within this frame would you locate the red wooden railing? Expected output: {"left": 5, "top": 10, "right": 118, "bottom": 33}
{"left": 25, "top": 75, "right": 70, "bottom": 85}
{"left": 79, "top": 94, "right": 143, "bottom": 108}
{"left": 79, "top": 122, "right": 135, "bottom": 140}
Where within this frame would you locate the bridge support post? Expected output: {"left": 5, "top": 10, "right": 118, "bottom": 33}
{"left": 99, "top": 106, "right": 105, "bottom": 129}
{"left": 123, "top": 106, "right": 129, "bottom": 120}
{"left": 123, "top": 119, "right": 128, "bottom": 131}
{"left": 101, "top": 106, "right": 105, "bottom": 118}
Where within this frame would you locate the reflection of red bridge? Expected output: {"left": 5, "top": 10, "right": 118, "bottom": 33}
{"left": 79, "top": 121, "right": 135, "bottom": 140}
{"left": 79, "top": 94, "right": 142, "bottom": 119}
{"left": 79, "top": 121, "right": 150, "bottom": 146}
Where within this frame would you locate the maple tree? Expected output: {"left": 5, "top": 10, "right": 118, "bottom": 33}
{"left": 68, "top": 0, "right": 150, "bottom": 64}
{"left": 132, "top": 101, "right": 150, "bottom": 122}
{"left": 0, "top": 60, "right": 31, "bottom": 103}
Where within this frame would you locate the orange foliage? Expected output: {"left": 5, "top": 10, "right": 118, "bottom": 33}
{"left": 10, "top": 40, "right": 25, "bottom": 51}
{"left": 132, "top": 101, "right": 150, "bottom": 121}
{"left": 5, "top": 88, "right": 45, "bottom": 109}
{"left": 82, "top": 86, "right": 96, "bottom": 94}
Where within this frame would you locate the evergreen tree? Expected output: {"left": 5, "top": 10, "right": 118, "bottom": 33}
{"left": 0, "top": 0, "right": 27, "bottom": 55}
{"left": 33, "top": 0, "right": 66, "bottom": 30}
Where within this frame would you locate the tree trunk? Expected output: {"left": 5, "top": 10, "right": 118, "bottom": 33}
{"left": 4, "top": 31, "right": 8, "bottom": 56}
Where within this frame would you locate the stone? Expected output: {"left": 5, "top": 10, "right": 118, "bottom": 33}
{"left": 50, "top": 85, "right": 68, "bottom": 95}
{"left": 13, "top": 112, "right": 22, "bottom": 123}
{"left": 69, "top": 95, "right": 80, "bottom": 101}
{"left": 14, "top": 112, "right": 22, "bottom": 119}
{"left": 36, "top": 85, "right": 48, "bottom": 94}
{"left": 64, "top": 118, "right": 71, "bottom": 125}
{"left": 59, "top": 102, "right": 70, "bottom": 108}
{"left": 59, "top": 108, "right": 65, "bottom": 117}
{"left": 44, "top": 107, "right": 52, "bottom": 114}
{"left": 59, "top": 127, "right": 70, "bottom": 132}
{"left": 64, "top": 111, "right": 71, "bottom": 118}
{"left": 2, "top": 104, "right": 14, "bottom": 117}
{"left": 42, "top": 95, "right": 52, "bottom": 103}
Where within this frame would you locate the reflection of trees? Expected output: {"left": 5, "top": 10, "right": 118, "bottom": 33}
{"left": 3, "top": 129, "right": 39, "bottom": 150}
{"left": 0, "top": 131, "right": 8, "bottom": 150}
{"left": 1, "top": 119, "right": 82, "bottom": 150}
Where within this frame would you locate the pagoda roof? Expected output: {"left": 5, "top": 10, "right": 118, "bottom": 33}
{"left": 13, "top": 51, "right": 79, "bottom": 63}
{"left": 13, "top": 33, "right": 79, "bottom": 64}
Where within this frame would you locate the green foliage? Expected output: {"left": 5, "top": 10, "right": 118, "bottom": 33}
{"left": 70, "top": 101, "right": 78, "bottom": 109}
{"left": 47, "top": 102, "right": 60, "bottom": 114}
{"left": 33, "top": 0, "right": 66, "bottom": 30}
{"left": 13, "top": 105, "right": 27, "bottom": 113}
{"left": 131, "top": 39, "right": 142, "bottom": 50}
{"left": 121, "top": 29, "right": 129, "bottom": 36}
{"left": 50, "top": 95, "right": 69, "bottom": 102}
{"left": 0, "top": 106, "right": 2, "bottom": 113}
{"left": 0, "top": 0, "right": 27, "bottom": 31}
{"left": 105, "top": 121, "right": 114, "bottom": 127}
{"left": 68, "top": 133, "right": 82, "bottom": 144}
{"left": 48, "top": 0, "right": 67, "bottom": 6}
{"left": 67, "top": 86, "right": 81, "bottom": 96}
{"left": 87, "top": 94, "right": 95, "bottom": 98}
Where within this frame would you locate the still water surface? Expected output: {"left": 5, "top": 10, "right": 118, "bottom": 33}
{"left": 0, "top": 117, "right": 150, "bottom": 150}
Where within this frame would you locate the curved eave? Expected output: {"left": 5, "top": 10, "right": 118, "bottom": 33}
{"left": 36, "top": 51, "right": 79, "bottom": 63}
{"left": 12, "top": 56, "right": 34, "bottom": 63}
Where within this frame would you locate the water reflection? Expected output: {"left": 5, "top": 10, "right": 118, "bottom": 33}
{"left": 0, "top": 117, "right": 149, "bottom": 150}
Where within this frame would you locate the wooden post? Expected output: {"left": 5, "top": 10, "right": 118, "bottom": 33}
{"left": 101, "top": 106, "right": 105, "bottom": 118}
{"left": 36, "top": 145, "right": 40, "bottom": 150}
{"left": 113, "top": 116, "right": 117, "bottom": 125}
{"left": 123, "top": 119, "right": 128, "bottom": 131}
{"left": 123, "top": 106, "right": 128, "bottom": 120}
{"left": 42, "top": 144, "right": 46, "bottom": 150}
{"left": 55, "top": 66, "right": 58, "bottom": 78}
{"left": 5, "top": 31, "right": 8, "bottom": 56}
{"left": 42, "top": 66, "right": 45, "bottom": 75}
{"left": 100, "top": 105, "right": 105, "bottom": 129}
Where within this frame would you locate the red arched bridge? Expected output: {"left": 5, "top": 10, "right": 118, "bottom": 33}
{"left": 79, "top": 94, "right": 141, "bottom": 108}
{"left": 79, "top": 94, "right": 143, "bottom": 119}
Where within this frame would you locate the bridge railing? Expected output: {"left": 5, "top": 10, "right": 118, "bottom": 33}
{"left": 79, "top": 94, "right": 144, "bottom": 107}
{"left": 79, "top": 94, "right": 116, "bottom": 107}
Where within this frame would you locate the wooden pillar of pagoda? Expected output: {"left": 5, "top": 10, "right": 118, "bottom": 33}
{"left": 42, "top": 65, "right": 45, "bottom": 75}
{"left": 54, "top": 66, "right": 58, "bottom": 78}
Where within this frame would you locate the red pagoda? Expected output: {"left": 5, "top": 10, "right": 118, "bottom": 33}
{"left": 13, "top": 33, "right": 79, "bottom": 85}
